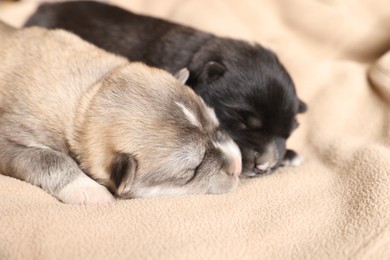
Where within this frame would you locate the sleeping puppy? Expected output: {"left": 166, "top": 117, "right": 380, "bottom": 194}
{"left": 25, "top": 1, "right": 307, "bottom": 177}
{"left": 0, "top": 21, "right": 241, "bottom": 204}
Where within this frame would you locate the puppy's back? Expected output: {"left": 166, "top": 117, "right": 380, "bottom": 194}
{"left": 0, "top": 22, "right": 127, "bottom": 150}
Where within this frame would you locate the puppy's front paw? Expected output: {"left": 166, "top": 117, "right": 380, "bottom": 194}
{"left": 57, "top": 174, "right": 114, "bottom": 205}
{"left": 281, "top": 149, "right": 303, "bottom": 167}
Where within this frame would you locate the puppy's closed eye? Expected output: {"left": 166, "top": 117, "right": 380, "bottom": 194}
{"left": 238, "top": 112, "right": 263, "bottom": 130}
{"left": 184, "top": 162, "right": 202, "bottom": 184}
{"left": 246, "top": 116, "right": 263, "bottom": 129}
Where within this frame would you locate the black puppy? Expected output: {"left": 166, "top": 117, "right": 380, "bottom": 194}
{"left": 26, "top": 1, "right": 307, "bottom": 177}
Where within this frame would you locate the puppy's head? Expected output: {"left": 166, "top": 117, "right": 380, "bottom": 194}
{"left": 188, "top": 38, "right": 307, "bottom": 176}
{"left": 75, "top": 63, "right": 241, "bottom": 198}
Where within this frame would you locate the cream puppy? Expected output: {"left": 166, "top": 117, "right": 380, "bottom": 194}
{"left": 0, "top": 21, "right": 242, "bottom": 204}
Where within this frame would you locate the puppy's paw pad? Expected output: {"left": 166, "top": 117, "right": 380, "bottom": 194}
{"left": 58, "top": 175, "right": 114, "bottom": 205}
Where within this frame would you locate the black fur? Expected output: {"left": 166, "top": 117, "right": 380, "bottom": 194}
{"left": 26, "top": 1, "right": 307, "bottom": 175}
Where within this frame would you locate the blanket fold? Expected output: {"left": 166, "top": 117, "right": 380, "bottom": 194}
{"left": 370, "top": 50, "right": 390, "bottom": 104}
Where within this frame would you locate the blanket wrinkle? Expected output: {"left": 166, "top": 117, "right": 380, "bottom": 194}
{"left": 0, "top": 0, "right": 390, "bottom": 259}
{"left": 369, "top": 50, "right": 390, "bottom": 104}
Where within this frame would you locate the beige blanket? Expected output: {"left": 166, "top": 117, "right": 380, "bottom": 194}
{"left": 0, "top": 0, "right": 389, "bottom": 259}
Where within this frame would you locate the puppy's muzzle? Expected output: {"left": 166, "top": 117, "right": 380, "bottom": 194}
{"left": 215, "top": 139, "right": 242, "bottom": 177}
{"left": 253, "top": 142, "right": 303, "bottom": 175}
{"left": 226, "top": 151, "right": 242, "bottom": 177}
{"left": 253, "top": 142, "right": 280, "bottom": 175}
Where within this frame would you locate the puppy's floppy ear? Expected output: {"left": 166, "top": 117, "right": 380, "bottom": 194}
{"left": 174, "top": 68, "right": 190, "bottom": 84}
{"left": 110, "top": 153, "right": 137, "bottom": 197}
{"left": 298, "top": 99, "right": 307, "bottom": 113}
{"left": 201, "top": 61, "right": 226, "bottom": 83}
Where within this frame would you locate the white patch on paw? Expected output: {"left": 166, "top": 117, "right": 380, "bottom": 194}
{"left": 57, "top": 174, "right": 114, "bottom": 205}
{"left": 290, "top": 154, "right": 304, "bottom": 166}
{"left": 283, "top": 154, "right": 304, "bottom": 167}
